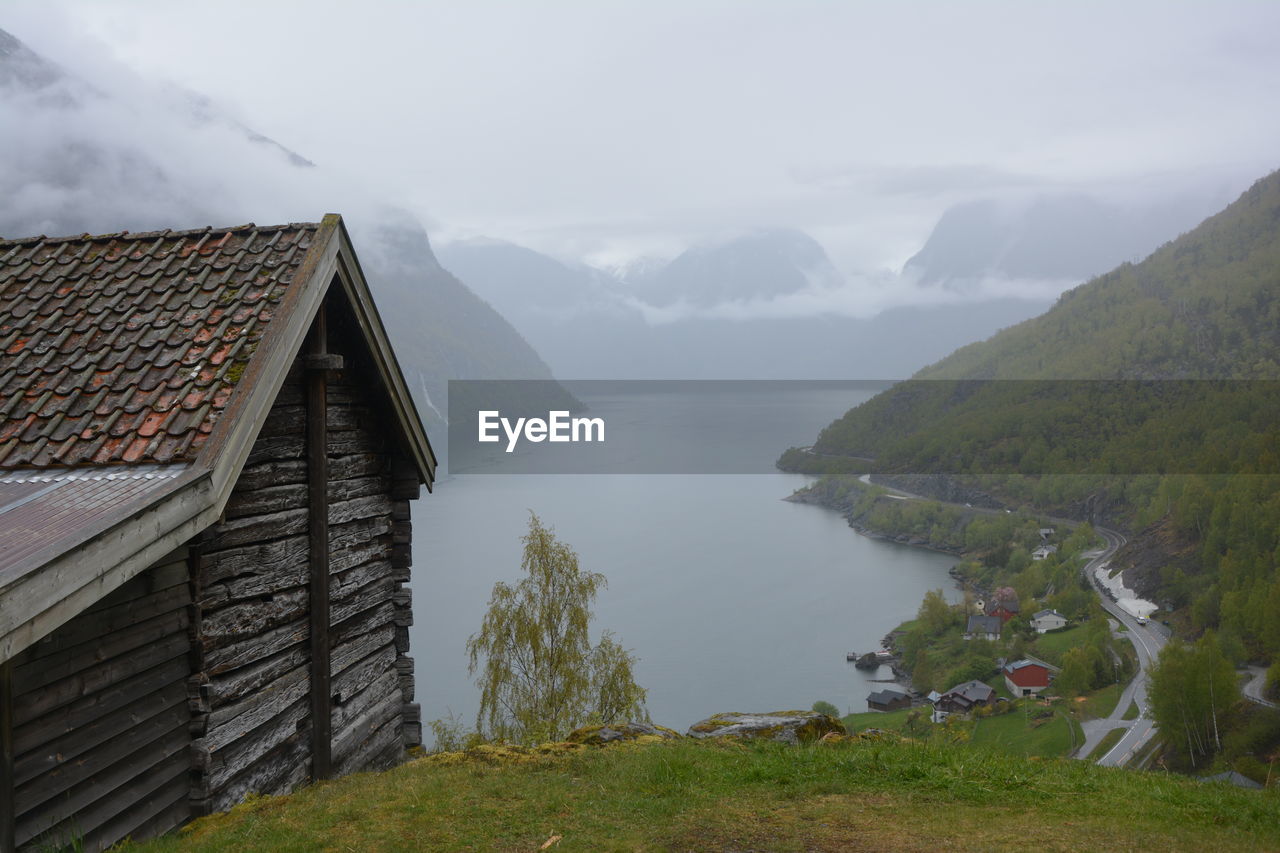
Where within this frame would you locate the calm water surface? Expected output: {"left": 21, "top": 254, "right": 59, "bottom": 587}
{"left": 409, "top": 387, "right": 960, "bottom": 736}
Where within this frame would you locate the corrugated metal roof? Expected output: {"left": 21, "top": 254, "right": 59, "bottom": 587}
{"left": 0, "top": 223, "right": 318, "bottom": 467}
{"left": 0, "top": 464, "right": 191, "bottom": 582}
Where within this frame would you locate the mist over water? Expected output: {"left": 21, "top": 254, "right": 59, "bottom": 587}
{"left": 410, "top": 387, "right": 962, "bottom": 736}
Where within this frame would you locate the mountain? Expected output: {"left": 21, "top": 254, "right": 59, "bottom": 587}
{"left": 0, "top": 27, "right": 568, "bottom": 435}
{"left": 905, "top": 191, "right": 1234, "bottom": 291}
{"left": 635, "top": 229, "right": 841, "bottom": 307}
{"left": 439, "top": 233, "right": 1053, "bottom": 379}
{"left": 788, "top": 169, "right": 1280, "bottom": 662}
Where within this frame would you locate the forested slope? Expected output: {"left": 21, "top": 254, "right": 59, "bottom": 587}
{"left": 784, "top": 170, "right": 1280, "bottom": 662}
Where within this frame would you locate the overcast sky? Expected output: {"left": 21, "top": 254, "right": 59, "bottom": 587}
{"left": 6, "top": 1, "right": 1280, "bottom": 272}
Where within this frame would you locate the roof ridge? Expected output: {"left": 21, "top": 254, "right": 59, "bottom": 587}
{"left": 0, "top": 221, "right": 321, "bottom": 249}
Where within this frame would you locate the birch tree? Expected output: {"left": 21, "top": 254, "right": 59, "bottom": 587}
{"left": 467, "top": 513, "right": 648, "bottom": 744}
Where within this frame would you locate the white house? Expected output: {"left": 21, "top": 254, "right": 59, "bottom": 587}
{"left": 1031, "top": 608, "right": 1069, "bottom": 633}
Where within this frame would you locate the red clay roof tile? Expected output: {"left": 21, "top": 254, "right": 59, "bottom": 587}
{"left": 0, "top": 222, "right": 319, "bottom": 468}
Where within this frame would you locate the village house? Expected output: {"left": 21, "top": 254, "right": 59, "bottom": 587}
{"left": 986, "top": 597, "right": 1020, "bottom": 624}
{"left": 1030, "top": 608, "right": 1069, "bottom": 633}
{"left": 866, "top": 687, "right": 912, "bottom": 712}
{"left": 933, "top": 680, "right": 996, "bottom": 714}
{"left": 1003, "top": 659, "right": 1057, "bottom": 697}
{"left": 964, "top": 613, "right": 1003, "bottom": 641}
{"left": 1031, "top": 544, "right": 1058, "bottom": 561}
{"left": 0, "top": 217, "right": 435, "bottom": 852}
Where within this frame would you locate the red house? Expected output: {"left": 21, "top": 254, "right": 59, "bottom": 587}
{"left": 1003, "top": 659, "right": 1053, "bottom": 696}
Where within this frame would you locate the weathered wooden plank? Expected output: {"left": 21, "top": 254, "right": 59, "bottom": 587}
{"left": 391, "top": 543, "right": 412, "bottom": 573}
{"left": 200, "top": 695, "right": 308, "bottom": 792}
{"left": 14, "top": 712, "right": 187, "bottom": 831}
{"left": 391, "top": 500, "right": 411, "bottom": 522}
{"left": 13, "top": 612, "right": 189, "bottom": 695}
{"left": 331, "top": 644, "right": 395, "bottom": 706}
{"left": 252, "top": 402, "right": 369, "bottom": 437}
{"left": 197, "top": 535, "right": 307, "bottom": 589}
{"left": 330, "top": 515, "right": 392, "bottom": 554}
{"left": 1, "top": 660, "right": 14, "bottom": 853}
{"left": 331, "top": 602, "right": 394, "bottom": 648}
{"left": 19, "top": 584, "right": 190, "bottom": 666}
{"left": 199, "top": 507, "right": 309, "bottom": 552}
{"left": 13, "top": 704, "right": 187, "bottom": 818}
{"left": 329, "top": 430, "right": 387, "bottom": 456}
{"left": 394, "top": 626, "right": 409, "bottom": 655}
{"left": 244, "top": 434, "right": 304, "bottom": 466}
{"left": 335, "top": 707, "right": 403, "bottom": 778}
{"left": 395, "top": 656, "right": 415, "bottom": 702}
{"left": 223, "top": 484, "right": 307, "bottom": 521}
{"left": 328, "top": 475, "right": 390, "bottom": 505}
{"left": 108, "top": 793, "right": 190, "bottom": 853}
{"left": 13, "top": 681, "right": 186, "bottom": 788}
{"left": 331, "top": 670, "right": 398, "bottom": 738}
{"left": 207, "top": 736, "right": 309, "bottom": 815}
{"left": 328, "top": 494, "right": 392, "bottom": 527}
{"left": 17, "top": 639, "right": 188, "bottom": 727}
{"left": 232, "top": 459, "right": 307, "bottom": 492}
{"left": 332, "top": 688, "right": 401, "bottom": 772}
{"left": 331, "top": 560, "right": 394, "bottom": 606}
{"left": 391, "top": 520, "right": 411, "bottom": 546}
{"left": 203, "top": 663, "right": 309, "bottom": 754}
{"left": 73, "top": 749, "right": 190, "bottom": 853}
{"left": 13, "top": 656, "right": 189, "bottom": 752}
{"left": 331, "top": 453, "right": 389, "bottom": 482}
{"left": 81, "top": 556, "right": 187, "bottom": 618}
{"left": 202, "top": 619, "right": 306, "bottom": 676}
{"left": 402, "top": 701, "right": 422, "bottom": 749}
{"left": 199, "top": 588, "right": 308, "bottom": 646}
{"left": 202, "top": 643, "right": 309, "bottom": 709}
{"left": 331, "top": 626, "right": 395, "bottom": 680}
{"left": 330, "top": 539, "right": 389, "bottom": 578}
{"left": 329, "top": 576, "right": 395, "bottom": 629}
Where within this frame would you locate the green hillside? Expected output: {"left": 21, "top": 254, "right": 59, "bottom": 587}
{"left": 782, "top": 170, "right": 1280, "bottom": 663}
{"left": 123, "top": 738, "right": 1279, "bottom": 852}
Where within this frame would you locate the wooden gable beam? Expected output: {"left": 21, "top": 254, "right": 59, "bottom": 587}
{"left": 305, "top": 299, "right": 342, "bottom": 781}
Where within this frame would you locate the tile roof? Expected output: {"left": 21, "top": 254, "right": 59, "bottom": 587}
{"left": 0, "top": 223, "right": 318, "bottom": 468}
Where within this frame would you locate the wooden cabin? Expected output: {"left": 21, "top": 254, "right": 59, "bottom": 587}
{"left": 0, "top": 216, "right": 435, "bottom": 852}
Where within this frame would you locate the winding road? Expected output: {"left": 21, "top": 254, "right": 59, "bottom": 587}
{"left": 1072, "top": 526, "right": 1167, "bottom": 766}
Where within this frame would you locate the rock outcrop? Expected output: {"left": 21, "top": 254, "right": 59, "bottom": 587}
{"left": 566, "top": 722, "right": 684, "bottom": 746}
{"left": 686, "top": 711, "right": 846, "bottom": 744}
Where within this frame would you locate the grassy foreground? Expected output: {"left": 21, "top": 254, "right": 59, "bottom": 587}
{"left": 123, "top": 737, "right": 1279, "bottom": 852}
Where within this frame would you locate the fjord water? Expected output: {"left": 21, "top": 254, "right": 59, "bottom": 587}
{"left": 410, "top": 385, "right": 960, "bottom": 736}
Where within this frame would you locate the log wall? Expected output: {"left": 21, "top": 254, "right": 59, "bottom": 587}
{"left": 9, "top": 551, "right": 193, "bottom": 852}
{"left": 188, "top": 313, "right": 419, "bottom": 816}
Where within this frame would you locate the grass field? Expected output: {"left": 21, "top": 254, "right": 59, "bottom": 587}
{"left": 122, "top": 737, "right": 1280, "bottom": 852}
{"left": 842, "top": 706, "right": 916, "bottom": 733}
{"left": 970, "top": 708, "right": 1081, "bottom": 758}
{"left": 1079, "top": 682, "right": 1125, "bottom": 719}
{"left": 1031, "top": 625, "right": 1087, "bottom": 664}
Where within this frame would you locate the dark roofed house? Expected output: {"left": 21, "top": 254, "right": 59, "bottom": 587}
{"left": 866, "top": 687, "right": 912, "bottom": 712}
{"left": 964, "top": 613, "right": 1002, "bottom": 641}
{"left": 0, "top": 216, "right": 434, "bottom": 851}
{"left": 935, "top": 680, "right": 996, "bottom": 714}
{"left": 986, "top": 598, "right": 1020, "bottom": 624}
